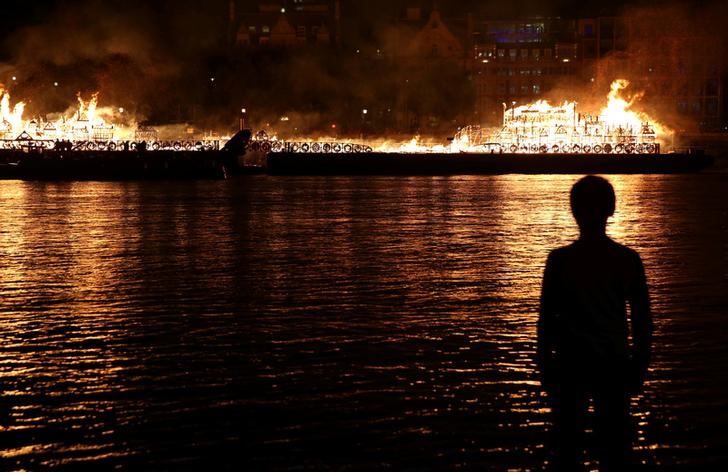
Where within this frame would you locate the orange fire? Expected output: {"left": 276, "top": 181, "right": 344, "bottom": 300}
{"left": 0, "top": 88, "right": 133, "bottom": 141}
{"left": 2, "top": 78, "right": 671, "bottom": 155}
{"left": 0, "top": 87, "right": 26, "bottom": 133}
{"left": 448, "top": 79, "right": 671, "bottom": 154}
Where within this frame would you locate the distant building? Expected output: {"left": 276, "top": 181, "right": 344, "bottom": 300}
{"left": 471, "top": 13, "right": 725, "bottom": 130}
{"left": 470, "top": 18, "right": 580, "bottom": 125}
{"left": 377, "top": 6, "right": 471, "bottom": 132}
{"left": 407, "top": 9, "right": 464, "bottom": 61}
{"left": 230, "top": 0, "right": 340, "bottom": 49}
{"left": 225, "top": 1, "right": 726, "bottom": 133}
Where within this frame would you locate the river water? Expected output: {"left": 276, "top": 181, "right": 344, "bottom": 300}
{"left": 0, "top": 174, "right": 726, "bottom": 470}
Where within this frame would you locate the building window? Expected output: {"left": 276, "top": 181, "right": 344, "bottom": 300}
{"left": 509, "top": 49, "right": 517, "bottom": 61}
{"left": 520, "top": 48, "right": 528, "bottom": 59}
{"left": 532, "top": 49, "right": 540, "bottom": 59}
{"left": 262, "top": 25, "right": 270, "bottom": 33}
{"left": 544, "top": 48, "right": 552, "bottom": 59}
{"left": 705, "top": 79, "right": 719, "bottom": 96}
{"left": 706, "top": 98, "right": 719, "bottom": 115}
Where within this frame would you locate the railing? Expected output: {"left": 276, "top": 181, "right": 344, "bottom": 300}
{"left": 0, "top": 139, "right": 222, "bottom": 152}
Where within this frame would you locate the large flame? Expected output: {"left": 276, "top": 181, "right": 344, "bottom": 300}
{"left": 0, "top": 88, "right": 131, "bottom": 141}
{"left": 76, "top": 92, "right": 99, "bottom": 122}
{"left": 447, "top": 79, "right": 672, "bottom": 154}
{"left": 0, "top": 88, "right": 26, "bottom": 132}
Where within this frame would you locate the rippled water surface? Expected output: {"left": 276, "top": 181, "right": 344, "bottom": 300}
{"left": 0, "top": 175, "right": 727, "bottom": 470}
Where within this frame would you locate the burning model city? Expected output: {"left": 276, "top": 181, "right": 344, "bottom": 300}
{"left": 0, "top": 78, "right": 712, "bottom": 178}
{"left": 2, "top": 78, "right": 669, "bottom": 156}
{"left": 0, "top": 88, "right": 223, "bottom": 151}
{"left": 249, "top": 79, "right": 673, "bottom": 156}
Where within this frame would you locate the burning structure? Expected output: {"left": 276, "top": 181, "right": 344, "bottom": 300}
{"left": 261, "top": 78, "right": 712, "bottom": 175}
{"left": 249, "top": 79, "right": 671, "bottom": 156}
{"left": 453, "top": 80, "right": 663, "bottom": 154}
{"left": 0, "top": 88, "right": 247, "bottom": 180}
{"left": 0, "top": 89, "right": 223, "bottom": 152}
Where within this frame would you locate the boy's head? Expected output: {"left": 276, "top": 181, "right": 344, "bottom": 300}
{"left": 570, "top": 175, "right": 615, "bottom": 232}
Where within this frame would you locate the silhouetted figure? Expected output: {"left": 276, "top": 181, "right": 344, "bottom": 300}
{"left": 538, "top": 175, "right": 652, "bottom": 471}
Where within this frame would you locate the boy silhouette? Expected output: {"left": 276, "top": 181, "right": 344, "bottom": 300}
{"left": 537, "top": 175, "right": 652, "bottom": 471}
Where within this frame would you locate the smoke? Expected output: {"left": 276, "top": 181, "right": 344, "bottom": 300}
{"left": 596, "top": 2, "right": 728, "bottom": 132}
{"left": 504, "top": 0, "right": 728, "bottom": 137}
{"left": 1, "top": 0, "right": 228, "bottom": 125}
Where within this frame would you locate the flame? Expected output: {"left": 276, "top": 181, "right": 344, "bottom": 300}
{"left": 0, "top": 87, "right": 227, "bottom": 148}
{"left": 599, "top": 79, "right": 671, "bottom": 140}
{"left": 2, "top": 77, "right": 672, "bottom": 155}
{"left": 0, "top": 88, "right": 136, "bottom": 142}
{"left": 76, "top": 92, "right": 99, "bottom": 123}
{"left": 448, "top": 79, "right": 669, "bottom": 154}
{"left": 373, "top": 136, "right": 449, "bottom": 153}
{"left": 0, "top": 88, "right": 26, "bottom": 133}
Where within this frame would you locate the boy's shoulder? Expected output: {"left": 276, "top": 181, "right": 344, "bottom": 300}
{"left": 549, "top": 238, "right": 641, "bottom": 261}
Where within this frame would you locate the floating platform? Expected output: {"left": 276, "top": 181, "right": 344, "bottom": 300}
{"left": 266, "top": 151, "right": 714, "bottom": 175}
{"left": 0, "top": 149, "right": 230, "bottom": 180}
{"left": 0, "top": 130, "right": 254, "bottom": 181}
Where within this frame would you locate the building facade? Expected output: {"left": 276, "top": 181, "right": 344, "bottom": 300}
{"left": 470, "top": 18, "right": 580, "bottom": 125}
{"left": 230, "top": 0, "right": 340, "bottom": 49}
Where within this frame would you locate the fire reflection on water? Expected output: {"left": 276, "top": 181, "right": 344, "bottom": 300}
{"left": 0, "top": 175, "right": 726, "bottom": 469}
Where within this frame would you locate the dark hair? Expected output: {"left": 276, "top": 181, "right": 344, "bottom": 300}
{"left": 570, "top": 175, "right": 615, "bottom": 227}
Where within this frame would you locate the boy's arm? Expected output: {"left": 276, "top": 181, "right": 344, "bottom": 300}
{"left": 629, "top": 253, "right": 652, "bottom": 387}
{"left": 537, "top": 252, "right": 558, "bottom": 389}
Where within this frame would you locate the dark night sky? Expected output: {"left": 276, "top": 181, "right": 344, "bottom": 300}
{"left": 0, "top": 0, "right": 721, "bottom": 60}
{"left": 0, "top": 0, "right": 725, "bottom": 129}
{"left": 0, "top": 0, "right": 717, "bottom": 38}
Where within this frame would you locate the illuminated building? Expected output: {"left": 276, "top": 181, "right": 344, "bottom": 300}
{"left": 471, "top": 18, "right": 580, "bottom": 125}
